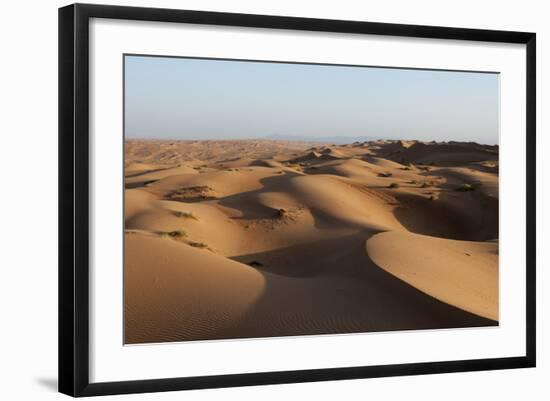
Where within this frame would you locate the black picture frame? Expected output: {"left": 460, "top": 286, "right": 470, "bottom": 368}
{"left": 59, "top": 3, "right": 536, "bottom": 397}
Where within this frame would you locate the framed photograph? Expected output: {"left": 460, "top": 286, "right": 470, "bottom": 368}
{"left": 59, "top": 3, "right": 536, "bottom": 397}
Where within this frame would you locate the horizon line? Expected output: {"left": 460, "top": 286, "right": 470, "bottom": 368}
{"left": 124, "top": 137, "right": 499, "bottom": 146}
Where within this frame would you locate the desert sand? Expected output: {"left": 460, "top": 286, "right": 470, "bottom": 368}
{"left": 124, "top": 139, "right": 499, "bottom": 344}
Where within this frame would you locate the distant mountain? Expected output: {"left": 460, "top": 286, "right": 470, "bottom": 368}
{"left": 263, "top": 134, "right": 382, "bottom": 144}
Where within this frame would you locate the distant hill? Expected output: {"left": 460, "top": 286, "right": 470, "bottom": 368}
{"left": 264, "top": 134, "right": 381, "bottom": 144}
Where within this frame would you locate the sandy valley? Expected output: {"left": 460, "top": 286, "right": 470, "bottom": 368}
{"left": 124, "top": 139, "right": 499, "bottom": 344}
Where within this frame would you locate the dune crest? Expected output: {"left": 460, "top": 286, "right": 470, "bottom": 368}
{"left": 366, "top": 231, "right": 498, "bottom": 320}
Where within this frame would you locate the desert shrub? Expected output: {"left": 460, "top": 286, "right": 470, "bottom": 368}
{"left": 188, "top": 241, "right": 208, "bottom": 249}
{"left": 173, "top": 211, "right": 198, "bottom": 220}
{"left": 166, "top": 229, "right": 186, "bottom": 238}
{"left": 388, "top": 182, "right": 400, "bottom": 189}
{"left": 455, "top": 183, "right": 476, "bottom": 192}
{"left": 378, "top": 172, "right": 393, "bottom": 178}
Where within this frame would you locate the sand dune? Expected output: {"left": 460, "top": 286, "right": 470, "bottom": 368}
{"left": 125, "top": 234, "right": 265, "bottom": 343}
{"left": 124, "top": 139, "right": 499, "bottom": 343}
{"left": 379, "top": 141, "right": 498, "bottom": 166}
{"left": 366, "top": 231, "right": 498, "bottom": 320}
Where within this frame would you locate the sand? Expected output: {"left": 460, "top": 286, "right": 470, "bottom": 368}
{"left": 124, "top": 139, "right": 499, "bottom": 344}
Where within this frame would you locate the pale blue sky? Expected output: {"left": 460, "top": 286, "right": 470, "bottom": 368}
{"left": 124, "top": 55, "right": 499, "bottom": 145}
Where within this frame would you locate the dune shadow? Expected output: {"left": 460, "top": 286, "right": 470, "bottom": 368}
{"left": 216, "top": 171, "right": 373, "bottom": 231}
{"left": 216, "top": 172, "right": 303, "bottom": 221}
{"left": 125, "top": 179, "right": 159, "bottom": 189}
{"left": 216, "top": 230, "right": 497, "bottom": 341}
{"left": 392, "top": 190, "right": 498, "bottom": 241}
{"left": 231, "top": 231, "right": 372, "bottom": 278}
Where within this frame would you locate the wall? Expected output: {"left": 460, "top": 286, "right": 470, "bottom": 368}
{"left": 0, "top": 0, "right": 547, "bottom": 399}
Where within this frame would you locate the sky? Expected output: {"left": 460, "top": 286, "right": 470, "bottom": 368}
{"left": 124, "top": 55, "right": 499, "bottom": 145}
